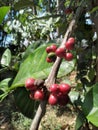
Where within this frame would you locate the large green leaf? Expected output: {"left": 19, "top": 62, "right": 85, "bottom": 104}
{"left": 82, "top": 83, "right": 98, "bottom": 127}
{"left": 11, "top": 45, "right": 75, "bottom": 88}
{"left": 0, "top": 6, "right": 10, "bottom": 24}
{"left": 11, "top": 45, "right": 53, "bottom": 88}
{"left": 1, "top": 48, "right": 11, "bottom": 67}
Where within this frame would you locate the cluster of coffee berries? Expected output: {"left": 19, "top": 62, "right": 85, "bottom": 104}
{"left": 46, "top": 44, "right": 57, "bottom": 63}
{"left": 48, "top": 83, "right": 71, "bottom": 106}
{"left": 46, "top": 37, "right": 75, "bottom": 63}
{"left": 25, "top": 77, "right": 71, "bottom": 106}
{"left": 25, "top": 78, "right": 45, "bottom": 101}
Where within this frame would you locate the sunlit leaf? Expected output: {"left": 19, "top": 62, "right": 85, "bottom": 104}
{"left": 82, "top": 83, "right": 98, "bottom": 127}
{"left": 0, "top": 78, "right": 11, "bottom": 92}
{"left": 11, "top": 45, "right": 75, "bottom": 89}
{"left": 0, "top": 6, "right": 10, "bottom": 24}
{"left": 1, "top": 48, "right": 11, "bottom": 67}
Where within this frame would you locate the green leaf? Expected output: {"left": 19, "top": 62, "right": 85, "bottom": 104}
{"left": 11, "top": 45, "right": 53, "bottom": 88}
{"left": 14, "top": 87, "right": 39, "bottom": 119}
{"left": 82, "top": 83, "right": 98, "bottom": 127}
{"left": 75, "top": 112, "right": 86, "bottom": 130}
{"left": 1, "top": 48, "right": 11, "bottom": 67}
{"left": 0, "top": 6, "right": 10, "bottom": 24}
{"left": 69, "top": 91, "right": 79, "bottom": 104}
{"left": 0, "top": 78, "right": 11, "bottom": 92}
{"left": 88, "top": 68, "right": 96, "bottom": 81}
{"left": 90, "top": 6, "right": 98, "bottom": 14}
{"left": 14, "top": 0, "right": 34, "bottom": 10}
{"left": 11, "top": 45, "right": 75, "bottom": 88}
{"left": 22, "top": 42, "right": 45, "bottom": 61}
{"left": 0, "top": 78, "right": 12, "bottom": 101}
{"left": 58, "top": 59, "right": 75, "bottom": 77}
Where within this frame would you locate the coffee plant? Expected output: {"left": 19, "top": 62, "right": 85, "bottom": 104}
{"left": 0, "top": 0, "right": 98, "bottom": 130}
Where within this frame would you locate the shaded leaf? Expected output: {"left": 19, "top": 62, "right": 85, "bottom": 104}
{"left": 88, "top": 68, "right": 96, "bottom": 81}
{"left": 90, "top": 6, "right": 98, "bottom": 14}
{"left": 14, "top": 0, "right": 34, "bottom": 10}
{"left": 75, "top": 111, "right": 86, "bottom": 130}
{"left": 14, "top": 87, "right": 39, "bottom": 119}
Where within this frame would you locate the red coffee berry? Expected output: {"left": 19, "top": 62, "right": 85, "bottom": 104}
{"left": 68, "top": 37, "right": 75, "bottom": 44}
{"left": 34, "top": 90, "right": 44, "bottom": 101}
{"left": 50, "top": 44, "right": 57, "bottom": 52}
{"left": 46, "top": 46, "right": 52, "bottom": 53}
{"left": 46, "top": 57, "right": 53, "bottom": 63}
{"left": 59, "top": 83, "right": 71, "bottom": 94}
{"left": 64, "top": 52, "right": 73, "bottom": 61}
{"left": 25, "top": 78, "right": 36, "bottom": 90}
{"left": 46, "top": 44, "right": 57, "bottom": 53}
{"left": 65, "top": 37, "right": 75, "bottom": 50}
{"left": 65, "top": 41, "right": 74, "bottom": 50}
{"left": 58, "top": 94, "right": 69, "bottom": 106}
{"left": 48, "top": 93, "right": 58, "bottom": 105}
{"left": 49, "top": 84, "right": 59, "bottom": 93}
{"left": 55, "top": 47, "right": 65, "bottom": 58}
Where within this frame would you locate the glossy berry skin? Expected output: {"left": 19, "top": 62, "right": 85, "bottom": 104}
{"left": 25, "top": 78, "right": 36, "bottom": 90}
{"left": 46, "top": 57, "right": 53, "bottom": 63}
{"left": 46, "top": 46, "right": 52, "bottom": 53}
{"left": 65, "top": 41, "right": 74, "bottom": 50}
{"left": 58, "top": 94, "right": 69, "bottom": 106}
{"left": 55, "top": 48, "right": 65, "bottom": 58}
{"left": 64, "top": 52, "right": 73, "bottom": 61}
{"left": 65, "top": 37, "right": 75, "bottom": 50}
{"left": 46, "top": 44, "right": 57, "bottom": 53}
{"left": 48, "top": 94, "right": 58, "bottom": 105}
{"left": 50, "top": 44, "right": 57, "bottom": 52}
{"left": 34, "top": 90, "right": 44, "bottom": 101}
{"left": 49, "top": 84, "right": 59, "bottom": 93}
{"left": 59, "top": 83, "right": 71, "bottom": 94}
{"left": 68, "top": 37, "right": 75, "bottom": 44}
